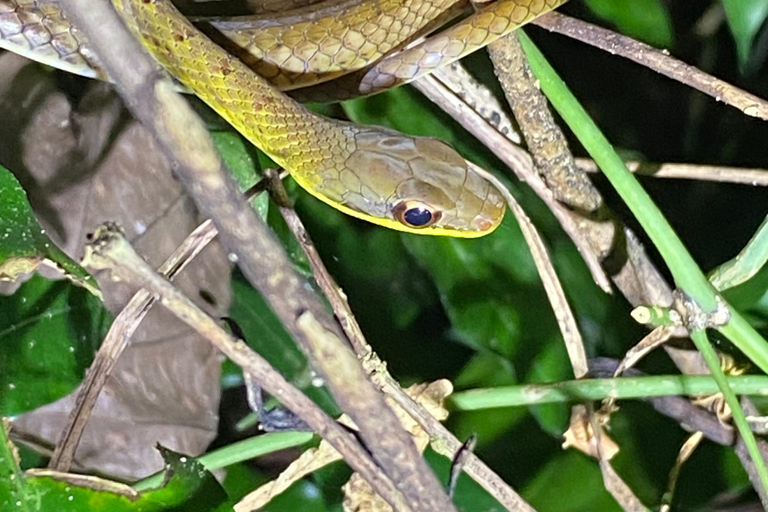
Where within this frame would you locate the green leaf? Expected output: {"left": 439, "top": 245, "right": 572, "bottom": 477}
{"left": 0, "top": 275, "right": 111, "bottom": 415}
{"left": 583, "top": 0, "right": 674, "bottom": 47}
{"left": 1, "top": 419, "right": 28, "bottom": 512}
{"left": 16, "top": 446, "right": 233, "bottom": 512}
{"left": 2, "top": 423, "right": 234, "bottom": 512}
{"left": 403, "top": 231, "right": 537, "bottom": 358}
{"left": 450, "top": 353, "right": 527, "bottom": 446}
{"left": 0, "top": 166, "right": 98, "bottom": 295}
{"left": 132, "top": 447, "right": 232, "bottom": 511}
{"left": 260, "top": 480, "right": 326, "bottom": 512}
{"left": 210, "top": 130, "right": 269, "bottom": 221}
{"left": 524, "top": 451, "right": 620, "bottom": 512}
{"left": 721, "top": 0, "right": 768, "bottom": 69}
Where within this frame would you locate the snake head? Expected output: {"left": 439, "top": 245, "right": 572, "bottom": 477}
{"left": 315, "top": 126, "right": 506, "bottom": 237}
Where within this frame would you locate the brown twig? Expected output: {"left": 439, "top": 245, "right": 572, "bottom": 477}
{"left": 591, "top": 357, "right": 768, "bottom": 505}
{"left": 576, "top": 159, "right": 768, "bottom": 186}
{"left": 469, "top": 162, "right": 588, "bottom": 378}
{"left": 81, "top": 224, "right": 410, "bottom": 512}
{"left": 485, "top": 29, "right": 601, "bottom": 212}
{"left": 533, "top": 12, "right": 768, "bottom": 121}
{"left": 48, "top": 176, "right": 279, "bottom": 471}
{"left": 277, "top": 203, "right": 538, "bottom": 511}
{"left": 478, "top": 26, "right": 641, "bottom": 505}
{"left": 432, "top": 62, "right": 523, "bottom": 144}
{"left": 60, "top": 1, "right": 455, "bottom": 510}
{"left": 431, "top": 60, "right": 768, "bottom": 188}
{"left": 587, "top": 359, "right": 734, "bottom": 446}
{"left": 474, "top": 21, "right": 594, "bottom": 377}
{"left": 430, "top": 67, "right": 768, "bottom": 187}
{"left": 414, "top": 30, "right": 716, "bottom": 380}
{"left": 49, "top": 218, "right": 219, "bottom": 470}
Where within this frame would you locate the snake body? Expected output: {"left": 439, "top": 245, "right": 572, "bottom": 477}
{"left": 0, "top": 0, "right": 567, "bottom": 236}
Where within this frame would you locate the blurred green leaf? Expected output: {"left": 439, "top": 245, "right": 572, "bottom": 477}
{"left": 450, "top": 353, "right": 526, "bottom": 446}
{"left": 583, "top": 0, "right": 674, "bottom": 47}
{"left": 1, "top": 435, "right": 232, "bottom": 512}
{"left": 0, "top": 275, "right": 111, "bottom": 415}
{"left": 210, "top": 130, "right": 269, "bottom": 220}
{"left": 722, "top": 0, "right": 768, "bottom": 70}
{"left": 524, "top": 340, "right": 570, "bottom": 436}
{"left": 0, "top": 166, "right": 97, "bottom": 294}
{"left": 524, "top": 451, "right": 621, "bottom": 511}
{"left": 261, "top": 480, "right": 325, "bottom": 512}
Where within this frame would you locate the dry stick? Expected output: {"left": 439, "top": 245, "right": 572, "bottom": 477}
{"left": 576, "top": 159, "right": 768, "bottom": 187}
{"left": 485, "top": 28, "right": 600, "bottom": 213}
{"left": 49, "top": 218, "right": 219, "bottom": 470}
{"left": 278, "top": 204, "right": 538, "bottom": 512}
{"left": 479, "top": 25, "right": 591, "bottom": 378}
{"left": 48, "top": 177, "right": 281, "bottom": 471}
{"left": 432, "top": 62, "right": 523, "bottom": 144}
{"left": 414, "top": 38, "right": 712, "bottom": 378}
{"left": 80, "top": 225, "right": 409, "bottom": 512}
{"left": 469, "top": 163, "right": 589, "bottom": 378}
{"left": 480, "top": 30, "right": 647, "bottom": 510}
{"left": 428, "top": 17, "right": 768, "bottom": 496}
{"left": 433, "top": 61, "right": 768, "bottom": 187}
{"left": 533, "top": 12, "right": 768, "bottom": 121}
{"left": 59, "top": 2, "right": 455, "bottom": 511}
{"left": 588, "top": 358, "right": 735, "bottom": 446}
{"left": 524, "top": 15, "right": 768, "bottom": 502}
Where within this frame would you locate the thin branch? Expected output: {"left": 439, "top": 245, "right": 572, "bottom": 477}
{"left": 587, "top": 359, "right": 734, "bottom": 446}
{"left": 485, "top": 28, "right": 601, "bottom": 212}
{"left": 533, "top": 12, "right": 768, "bottom": 121}
{"left": 80, "top": 224, "right": 409, "bottom": 512}
{"left": 576, "top": 159, "right": 768, "bottom": 186}
{"left": 476, "top": 23, "right": 593, "bottom": 377}
{"left": 469, "top": 162, "right": 588, "bottom": 378}
{"left": 48, "top": 177, "right": 279, "bottom": 471}
{"left": 277, "top": 203, "right": 538, "bottom": 512}
{"left": 49, "top": 218, "right": 218, "bottom": 470}
{"left": 59, "top": 1, "right": 454, "bottom": 510}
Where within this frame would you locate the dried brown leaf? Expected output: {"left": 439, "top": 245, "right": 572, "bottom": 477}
{"left": 1, "top": 54, "right": 229, "bottom": 479}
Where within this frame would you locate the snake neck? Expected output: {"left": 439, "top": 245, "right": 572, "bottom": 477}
{"left": 112, "top": 0, "right": 352, "bottom": 171}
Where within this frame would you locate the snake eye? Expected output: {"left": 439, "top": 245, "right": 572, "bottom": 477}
{"left": 393, "top": 201, "right": 441, "bottom": 229}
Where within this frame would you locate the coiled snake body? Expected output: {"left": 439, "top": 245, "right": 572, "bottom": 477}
{"left": 0, "top": 0, "right": 567, "bottom": 236}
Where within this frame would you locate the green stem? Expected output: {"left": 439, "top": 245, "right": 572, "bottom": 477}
{"left": 517, "top": 31, "right": 768, "bottom": 375}
{"left": 450, "top": 374, "right": 768, "bottom": 410}
{"left": 709, "top": 214, "right": 768, "bottom": 291}
{"left": 517, "top": 32, "right": 714, "bottom": 309}
{"left": 133, "top": 431, "right": 314, "bottom": 491}
{"left": 688, "top": 329, "right": 768, "bottom": 493}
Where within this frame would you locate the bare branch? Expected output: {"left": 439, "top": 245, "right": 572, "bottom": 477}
{"left": 534, "top": 12, "right": 768, "bottom": 120}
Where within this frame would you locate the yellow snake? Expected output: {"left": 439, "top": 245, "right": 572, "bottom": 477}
{"left": 0, "top": 0, "right": 567, "bottom": 236}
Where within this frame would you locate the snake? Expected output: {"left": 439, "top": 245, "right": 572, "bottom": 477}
{"left": 0, "top": 0, "right": 567, "bottom": 237}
